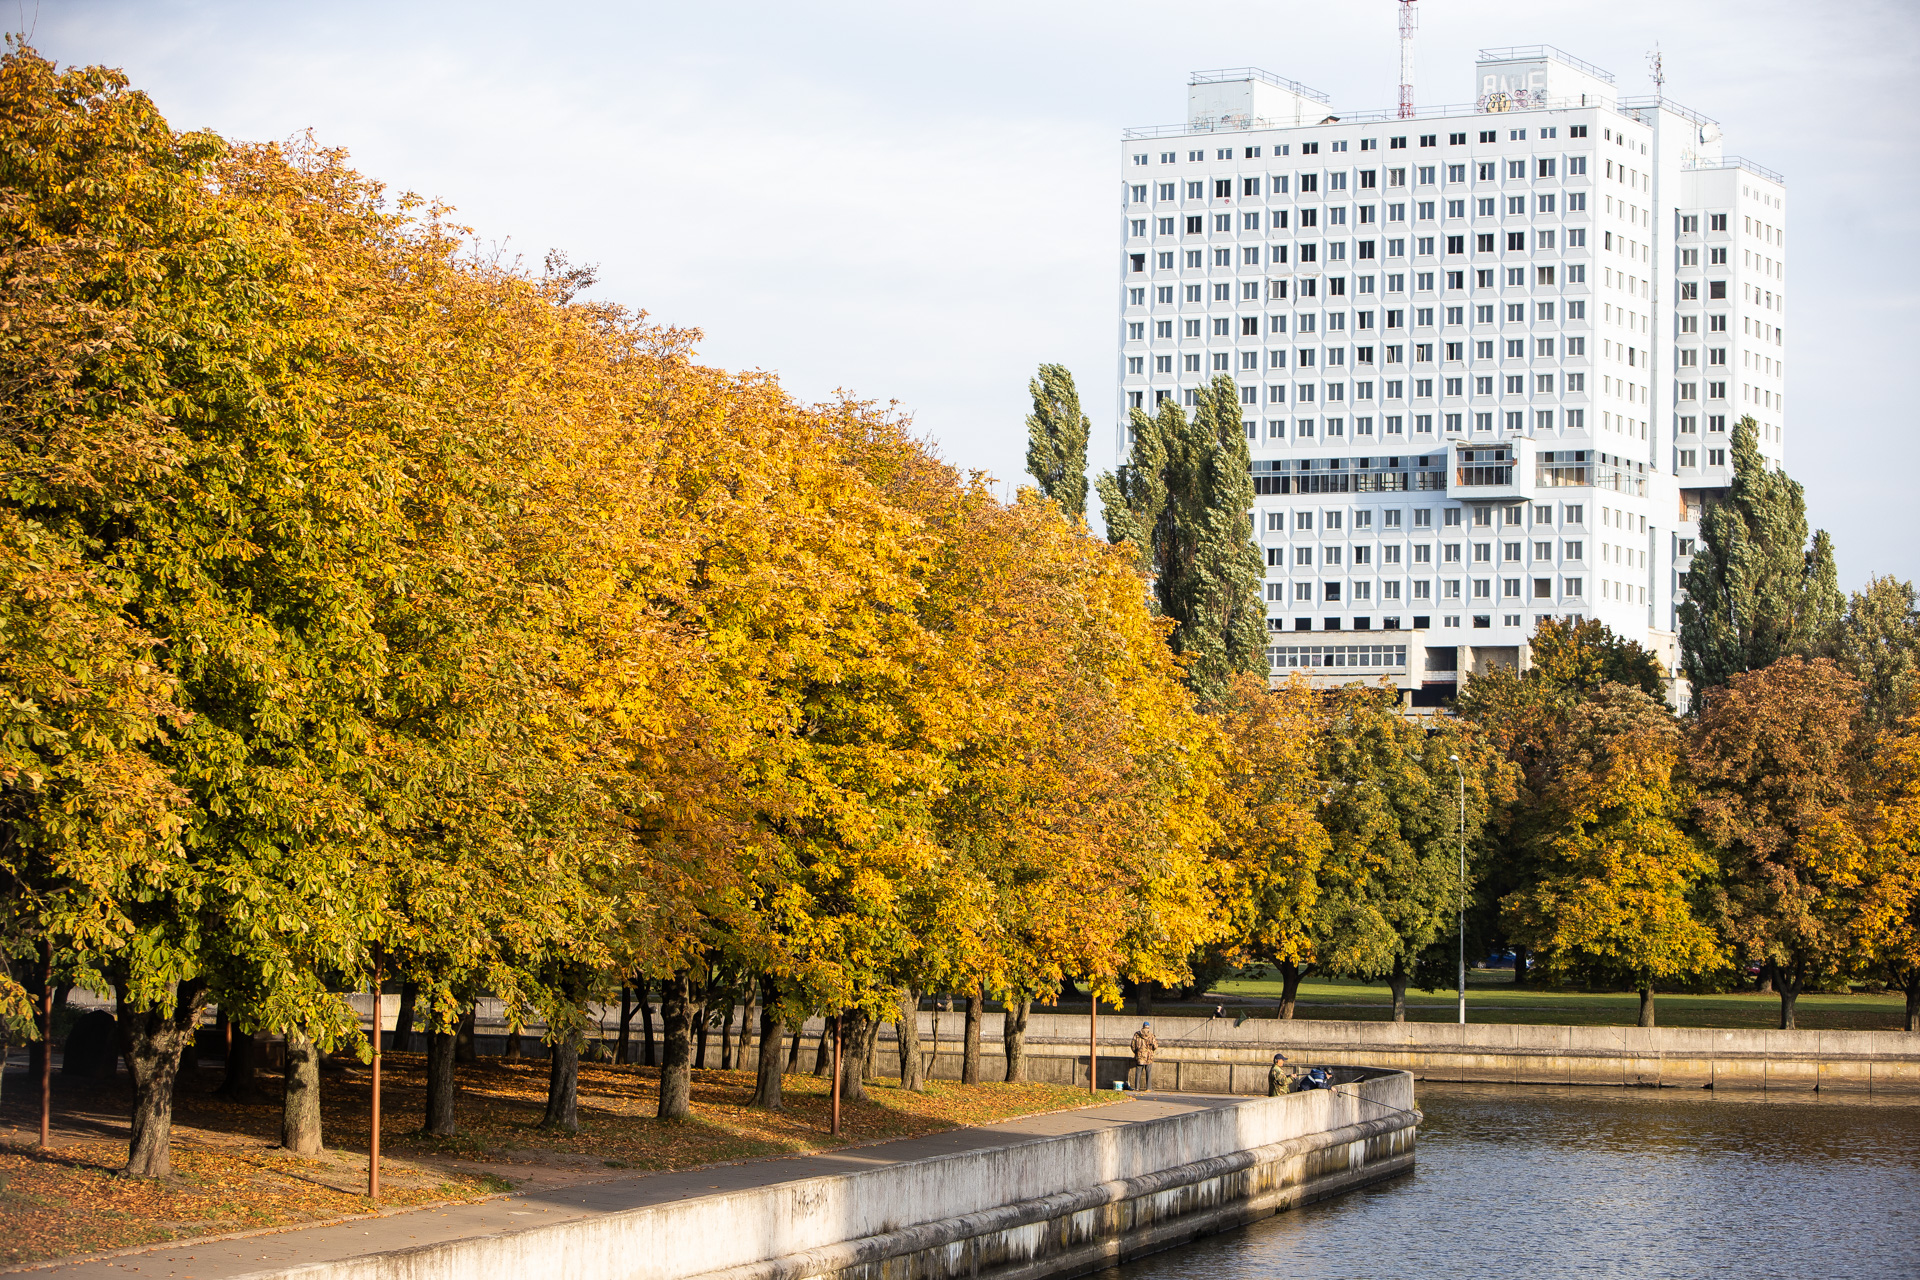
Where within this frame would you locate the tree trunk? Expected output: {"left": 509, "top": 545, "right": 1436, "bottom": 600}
{"left": 838, "top": 1008, "right": 870, "bottom": 1103}
{"left": 813, "top": 1020, "right": 834, "bottom": 1076}
{"left": 1277, "top": 963, "right": 1306, "bottom": 1020}
{"left": 424, "top": 1028, "right": 457, "bottom": 1135}
{"left": 219, "top": 1024, "right": 258, "bottom": 1100}
{"left": 281, "top": 1028, "right": 323, "bottom": 1154}
{"left": 786, "top": 1028, "right": 802, "bottom": 1072}
{"left": 391, "top": 982, "right": 418, "bottom": 1053}
{"left": 617, "top": 986, "right": 632, "bottom": 1065}
{"left": 1902, "top": 969, "right": 1920, "bottom": 1035}
{"left": 751, "top": 977, "right": 784, "bottom": 1110}
{"left": 1637, "top": 984, "right": 1656, "bottom": 1028}
{"left": 860, "top": 1012, "right": 881, "bottom": 1079}
{"left": 542, "top": 1031, "right": 579, "bottom": 1132}
{"left": 719, "top": 998, "right": 736, "bottom": 1070}
{"left": 1138, "top": 981, "right": 1155, "bottom": 1017}
{"left": 693, "top": 989, "right": 711, "bottom": 1070}
{"left": 641, "top": 981, "right": 657, "bottom": 1067}
{"left": 1776, "top": 962, "right": 1804, "bottom": 1030}
{"left": 1387, "top": 957, "right": 1410, "bottom": 1023}
{"left": 1511, "top": 945, "right": 1529, "bottom": 987}
{"left": 504, "top": 1014, "right": 523, "bottom": 1061}
{"left": 962, "top": 989, "right": 983, "bottom": 1085}
{"left": 896, "top": 989, "right": 925, "bottom": 1092}
{"left": 657, "top": 972, "right": 693, "bottom": 1120}
{"left": 1002, "top": 999, "right": 1031, "bottom": 1082}
{"left": 118, "top": 979, "right": 208, "bottom": 1178}
{"left": 453, "top": 1006, "right": 477, "bottom": 1065}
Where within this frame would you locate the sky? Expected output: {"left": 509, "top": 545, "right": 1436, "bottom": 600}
{"left": 37, "top": 0, "right": 1920, "bottom": 589}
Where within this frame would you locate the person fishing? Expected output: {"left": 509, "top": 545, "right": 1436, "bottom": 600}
{"left": 1130, "top": 1020, "right": 1158, "bottom": 1091}
{"left": 1268, "top": 1052, "right": 1294, "bottom": 1096}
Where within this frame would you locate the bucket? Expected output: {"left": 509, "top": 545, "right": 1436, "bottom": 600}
{"left": 1111, "top": 1080, "right": 1126, "bottom": 1090}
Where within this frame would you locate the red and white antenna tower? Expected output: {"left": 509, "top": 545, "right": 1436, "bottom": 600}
{"left": 1398, "top": 0, "right": 1418, "bottom": 120}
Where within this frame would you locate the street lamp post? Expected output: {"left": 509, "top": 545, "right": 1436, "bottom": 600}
{"left": 1450, "top": 753, "right": 1465, "bottom": 1025}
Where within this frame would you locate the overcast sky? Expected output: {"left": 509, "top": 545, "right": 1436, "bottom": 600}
{"left": 39, "top": 0, "right": 1920, "bottom": 589}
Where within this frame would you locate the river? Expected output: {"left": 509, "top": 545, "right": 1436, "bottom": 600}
{"left": 1106, "top": 1082, "right": 1920, "bottom": 1280}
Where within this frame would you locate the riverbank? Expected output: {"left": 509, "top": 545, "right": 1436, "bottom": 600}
{"left": 21, "top": 1077, "right": 1418, "bottom": 1280}
{"left": 0, "top": 1059, "right": 1100, "bottom": 1268}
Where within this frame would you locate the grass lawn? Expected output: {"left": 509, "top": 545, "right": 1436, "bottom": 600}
{"left": 1202, "top": 972, "right": 1908, "bottom": 1030}
{"left": 0, "top": 1055, "right": 1106, "bottom": 1267}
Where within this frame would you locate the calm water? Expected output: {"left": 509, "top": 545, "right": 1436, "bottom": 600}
{"left": 1107, "top": 1083, "right": 1920, "bottom": 1280}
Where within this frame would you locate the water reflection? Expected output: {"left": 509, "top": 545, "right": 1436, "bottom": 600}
{"left": 1107, "top": 1083, "right": 1920, "bottom": 1280}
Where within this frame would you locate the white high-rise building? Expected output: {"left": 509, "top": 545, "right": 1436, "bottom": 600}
{"left": 1116, "top": 48, "right": 1786, "bottom": 706}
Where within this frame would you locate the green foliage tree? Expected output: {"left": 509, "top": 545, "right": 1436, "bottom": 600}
{"left": 1527, "top": 616, "right": 1667, "bottom": 700}
{"left": 1836, "top": 576, "right": 1920, "bottom": 733}
{"left": 1023, "top": 363, "right": 1091, "bottom": 521}
{"left": 1308, "top": 688, "right": 1497, "bottom": 1021}
{"left": 1679, "top": 416, "right": 1843, "bottom": 691}
{"left": 1095, "top": 378, "right": 1266, "bottom": 705}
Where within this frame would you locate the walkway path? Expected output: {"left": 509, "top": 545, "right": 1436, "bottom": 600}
{"left": 24, "top": 1093, "right": 1237, "bottom": 1280}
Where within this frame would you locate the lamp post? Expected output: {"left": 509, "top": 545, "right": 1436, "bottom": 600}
{"left": 1450, "top": 753, "right": 1465, "bottom": 1025}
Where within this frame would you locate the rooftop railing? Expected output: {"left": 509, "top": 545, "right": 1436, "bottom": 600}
{"left": 1188, "top": 67, "right": 1332, "bottom": 103}
{"left": 1683, "top": 155, "right": 1786, "bottom": 185}
{"left": 1476, "top": 45, "right": 1618, "bottom": 84}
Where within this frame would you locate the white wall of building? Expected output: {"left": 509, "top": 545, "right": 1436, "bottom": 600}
{"left": 1115, "top": 46, "right": 1782, "bottom": 694}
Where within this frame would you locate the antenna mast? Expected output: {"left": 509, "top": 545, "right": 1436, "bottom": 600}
{"left": 1649, "top": 43, "right": 1665, "bottom": 97}
{"left": 1398, "top": 0, "right": 1418, "bottom": 119}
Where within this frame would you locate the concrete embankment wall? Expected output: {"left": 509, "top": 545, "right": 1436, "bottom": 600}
{"left": 325, "top": 995, "right": 1920, "bottom": 1094}
{"left": 253, "top": 1072, "right": 1416, "bottom": 1280}
{"left": 745, "top": 1013, "right": 1920, "bottom": 1095}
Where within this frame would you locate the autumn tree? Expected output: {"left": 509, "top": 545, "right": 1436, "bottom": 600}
{"left": 1210, "top": 677, "right": 1329, "bottom": 1019}
{"left": 1096, "top": 378, "right": 1266, "bottom": 705}
{"left": 1024, "top": 363, "right": 1091, "bottom": 521}
{"left": 1691, "top": 656, "right": 1867, "bottom": 1029}
{"left": 1853, "top": 713, "right": 1920, "bottom": 1031}
{"left": 1501, "top": 686, "right": 1721, "bottom": 1025}
{"left": 1679, "top": 417, "right": 1843, "bottom": 691}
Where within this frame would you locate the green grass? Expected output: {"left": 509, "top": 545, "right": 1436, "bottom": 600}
{"left": 1192, "top": 972, "right": 1908, "bottom": 1030}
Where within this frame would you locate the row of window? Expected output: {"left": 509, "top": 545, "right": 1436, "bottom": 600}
{"left": 1123, "top": 302, "right": 1589, "bottom": 340}
{"left": 1125, "top": 264, "right": 1591, "bottom": 303}
{"left": 1130, "top": 127, "right": 1591, "bottom": 168}
{"left": 1131, "top": 347, "right": 1586, "bottom": 373}
{"left": 1262, "top": 577, "right": 1590, "bottom": 604}
{"left": 1259, "top": 501, "right": 1588, "bottom": 531}
{"left": 1267, "top": 539, "right": 1589, "bottom": 566}
{"left": 1124, "top": 156, "right": 1592, "bottom": 201}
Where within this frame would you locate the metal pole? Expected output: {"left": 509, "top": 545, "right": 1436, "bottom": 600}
{"left": 1088, "top": 986, "right": 1098, "bottom": 1095}
{"left": 1452, "top": 755, "right": 1466, "bottom": 1025}
{"left": 368, "top": 957, "right": 382, "bottom": 1200}
{"left": 830, "top": 1013, "right": 842, "bottom": 1135}
{"left": 39, "top": 940, "right": 52, "bottom": 1149}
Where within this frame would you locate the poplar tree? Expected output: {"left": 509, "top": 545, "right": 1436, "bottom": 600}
{"left": 1679, "top": 417, "right": 1843, "bottom": 691}
{"left": 1023, "top": 363, "right": 1091, "bottom": 521}
{"left": 1836, "top": 576, "right": 1920, "bottom": 733}
{"left": 1095, "top": 377, "right": 1267, "bottom": 705}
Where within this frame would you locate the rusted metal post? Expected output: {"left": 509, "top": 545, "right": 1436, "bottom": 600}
{"left": 368, "top": 958, "right": 382, "bottom": 1200}
{"left": 830, "top": 1013, "right": 843, "bottom": 1136}
{"left": 1088, "top": 986, "right": 1098, "bottom": 1095}
{"left": 39, "top": 941, "right": 52, "bottom": 1148}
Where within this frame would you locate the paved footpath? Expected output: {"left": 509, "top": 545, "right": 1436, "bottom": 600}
{"left": 23, "top": 1093, "right": 1238, "bottom": 1280}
